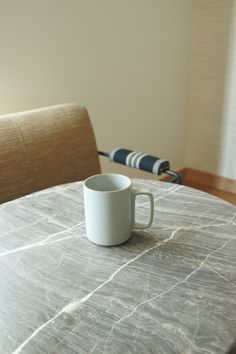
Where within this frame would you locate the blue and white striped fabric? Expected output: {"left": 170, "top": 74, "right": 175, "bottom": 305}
{"left": 109, "top": 148, "right": 170, "bottom": 175}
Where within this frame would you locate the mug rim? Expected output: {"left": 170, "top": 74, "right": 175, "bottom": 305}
{"left": 84, "top": 173, "right": 132, "bottom": 193}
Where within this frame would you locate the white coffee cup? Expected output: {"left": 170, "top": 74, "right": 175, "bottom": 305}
{"left": 83, "top": 173, "right": 154, "bottom": 246}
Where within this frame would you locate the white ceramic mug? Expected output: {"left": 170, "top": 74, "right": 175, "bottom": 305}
{"left": 83, "top": 173, "right": 154, "bottom": 246}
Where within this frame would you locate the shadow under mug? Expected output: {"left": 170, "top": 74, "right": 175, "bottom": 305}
{"left": 83, "top": 173, "right": 154, "bottom": 246}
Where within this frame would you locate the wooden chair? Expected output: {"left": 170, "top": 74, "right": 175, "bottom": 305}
{"left": 0, "top": 103, "right": 181, "bottom": 204}
{"left": 0, "top": 103, "right": 100, "bottom": 203}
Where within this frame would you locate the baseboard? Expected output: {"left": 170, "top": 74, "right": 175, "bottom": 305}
{"left": 179, "top": 168, "right": 236, "bottom": 194}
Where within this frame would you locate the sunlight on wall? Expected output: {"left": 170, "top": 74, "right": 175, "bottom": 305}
{"left": 219, "top": 3, "right": 236, "bottom": 179}
{"left": 186, "top": 0, "right": 236, "bottom": 180}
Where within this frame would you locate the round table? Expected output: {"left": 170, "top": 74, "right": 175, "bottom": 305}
{"left": 0, "top": 179, "right": 235, "bottom": 354}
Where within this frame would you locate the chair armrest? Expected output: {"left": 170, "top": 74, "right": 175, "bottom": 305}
{"left": 98, "top": 148, "right": 182, "bottom": 184}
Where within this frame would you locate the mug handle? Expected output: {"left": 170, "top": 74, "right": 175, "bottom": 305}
{"left": 131, "top": 189, "right": 154, "bottom": 229}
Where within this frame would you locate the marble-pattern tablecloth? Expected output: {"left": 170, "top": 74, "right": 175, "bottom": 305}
{"left": 0, "top": 179, "right": 235, "bottom": 354}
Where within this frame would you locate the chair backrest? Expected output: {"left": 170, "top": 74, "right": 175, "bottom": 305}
{"left": 0, "top": 103, "right": 101, "bottom": 203}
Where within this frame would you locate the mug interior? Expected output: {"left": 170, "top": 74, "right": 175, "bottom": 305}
{"left": 85, "top": 174, "right": 131, "bottom": 192}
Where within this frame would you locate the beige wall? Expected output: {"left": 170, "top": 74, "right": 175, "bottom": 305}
{"left": 0, "top": 0, "right": 192, "bottom": 178}
{"left": 186, "top": 0, "right": 236, "bottom": 180}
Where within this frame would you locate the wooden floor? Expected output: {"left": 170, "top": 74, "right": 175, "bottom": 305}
{"left": 184, "top": 180, "right": 236, "bottom": 205}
